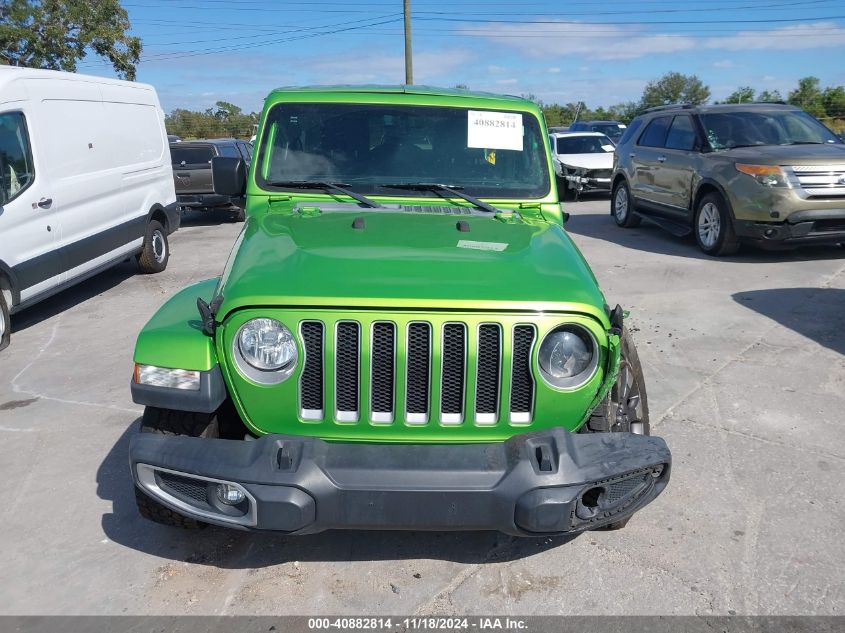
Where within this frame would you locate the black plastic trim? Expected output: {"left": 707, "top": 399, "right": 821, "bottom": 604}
{"left": 130, "top": 365, "right": 227, "bottom": 414}
{"left": 11, "top": 214, "right": 148, "bottom": 291}
{"left": 129, "top": 427, "right": 671, "bottom": 535}
{"left": 0, "top": 259, "right": 21, "bottom": 305}
{"left": 693, "top": 178, "right": 737, "bottom": 221}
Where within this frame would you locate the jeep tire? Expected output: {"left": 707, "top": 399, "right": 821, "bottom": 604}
{"left": 694, "top": 193, "right": 740, "bottom": 256}
{"left": 137, "top": 220, "right": 170, "bottom": 274}
{"left": 585, "top": 327, "right": 649, "bottom": 529}
{"left": 133, "top": 406, "right": 219, "bottom": 529}
{"left": 611, "top": 180, "right": 641, "bottom": 228}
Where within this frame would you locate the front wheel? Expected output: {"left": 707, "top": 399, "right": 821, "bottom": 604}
{"left": 611, "top": 180, "right": 641, "bottom": 228}
{"left": 137, "top": 220, "right": 169, "bottom": 274}
{"left": 134, "top": 406, "right": 219, "bottom": 529}
{"left": 694, "top": 193, "right": 739, "bottom": 256}
{"left": 585, "top": 327, "right": 649, "bottom": 529}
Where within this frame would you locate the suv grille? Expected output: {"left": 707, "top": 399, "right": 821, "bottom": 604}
{"left": 298, "top": 320, "right": 536, "bottom": 426}
{"left": 788, "top": 164, "right": 845, "bottom": 197}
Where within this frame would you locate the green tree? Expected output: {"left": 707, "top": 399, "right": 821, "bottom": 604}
{"left": 822, "top": 86, "right": 845, "bottom": 119}
{"left": 640, "top": 72, "right": 710, "bottom": 109}
{"left": 757, "top": 89, "right": 783, "bottom": 102}
{"left": 723, "top": 86, "right": 756, "bottom": 104}
{"left": 787, "top": 76, "right": 825, "bottom": 118}
{"left": 0, "top": 0, "right": 141, "bottom": 79}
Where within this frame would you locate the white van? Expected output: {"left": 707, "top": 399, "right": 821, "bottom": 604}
{"left": 0, "top": 67, "right": 178, "bottom": 351}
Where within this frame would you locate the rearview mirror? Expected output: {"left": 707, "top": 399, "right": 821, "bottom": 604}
{"left": 211, "top": 156, "right": 246, "bottom": 197}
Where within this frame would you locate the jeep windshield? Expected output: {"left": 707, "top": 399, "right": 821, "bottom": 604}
{"left": 255, "top": 102, "right": 550, "bottom": 199}
{"left": 701, "top": 109, "right": 841, "bottom": 150}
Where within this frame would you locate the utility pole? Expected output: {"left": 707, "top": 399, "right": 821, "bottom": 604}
{"left": 404, "top": 0, "right": 413, "bottom": 85}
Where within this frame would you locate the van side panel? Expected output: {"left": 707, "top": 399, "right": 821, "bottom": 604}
{"left": 13, "top": 75, "right": 176, "bottom": 304}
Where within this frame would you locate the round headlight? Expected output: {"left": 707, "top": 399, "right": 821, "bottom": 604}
{"left": 236, "top": 318, "right": 297, "bottom": 376}
{"left": 538, "top": 325, "right": 598, "bottom": 389}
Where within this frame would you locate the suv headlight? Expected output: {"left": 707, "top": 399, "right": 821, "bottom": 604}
{"left": 234, "top": 318, "right": 297, "bottom": 383}
{"left": 735, "top": 163, "right": 789, "bottom": 187}
{"left": 538, "top": 325, "right": 599, "bottom": 390}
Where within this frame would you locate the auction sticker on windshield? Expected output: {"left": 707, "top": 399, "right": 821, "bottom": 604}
{"left": 467, "top": 110, "right": 523, "bottom": 151}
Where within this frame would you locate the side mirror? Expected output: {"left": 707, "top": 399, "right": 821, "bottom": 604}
{"left": 211, "top": 156, "right": 246, "bottom": 196}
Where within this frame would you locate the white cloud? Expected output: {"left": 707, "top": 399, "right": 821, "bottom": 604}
{"left": 472, "top": 19, "right": 845, "bottom": 62}
{"left": 297, "top": 48, "right": 476, "bottom": 84}
{"left": 495, "top": 78, "right": 519, "bottom": 85}
{"left": 704, "top": 22, "right": 845, "bottom": 52}
{"left": 547, "top": 67, "right": 561, "bottom": 74}
{"left": 470, "top": 21, "right": 695, "bottom": 60}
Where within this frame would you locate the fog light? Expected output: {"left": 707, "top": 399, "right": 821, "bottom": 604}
{"left": 216, "top": 483, "right": 245, "bottom": 505}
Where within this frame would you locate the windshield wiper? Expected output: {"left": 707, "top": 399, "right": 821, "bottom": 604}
{"left": 265, "top": 180, "right": 383, "bottom": 208}
{"left": 380, "top": 183, "right": 499, "bottom": 214}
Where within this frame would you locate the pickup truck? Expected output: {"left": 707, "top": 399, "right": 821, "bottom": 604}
{"left": 170, "top": 139, "right": 252, "bottom": 221}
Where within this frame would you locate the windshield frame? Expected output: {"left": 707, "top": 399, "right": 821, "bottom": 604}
{"left": 253, "top": 100, "right": 553, "bottom": 201}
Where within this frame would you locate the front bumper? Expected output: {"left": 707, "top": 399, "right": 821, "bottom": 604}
{"left": 560, "top": 172, "right": 612, "bottom": 194}
{"left": 130, "top": 428, "right": 671, "bottom": 536}
{"left": 176, "top": 193, "right": 233, "bottom": 210}
{"left": 734, "top": 209, "right": 845, "bottom": 247}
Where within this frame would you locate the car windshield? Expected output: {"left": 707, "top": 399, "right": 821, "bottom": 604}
{"left": 589, "top": 124, "right": 624, "bottom": 142}
{"left": 170, "top": 145, "right": 214, "bottom": 166}
{"left": 701, "top": 110, "right": 841, "bottom": 149}
{"left": 256, "top": 102, "right": 550, "bottom": 199}
{"left": 556, "top": 135, "right": 614, "bottom": 154}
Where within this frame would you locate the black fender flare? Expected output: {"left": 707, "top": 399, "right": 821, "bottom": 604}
{"left": 145, "top": 202, "right": 180, "bottom": 235}
{"left": 692, "top": 178, "right": 737, "bottom": 222}
{"left": 0, "top": 259, "right": 21, "bottom": 306}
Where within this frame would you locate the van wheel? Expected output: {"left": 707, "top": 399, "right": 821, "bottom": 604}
{"left": 0, "top": 291, "right": 10, "bottom": 352}
{"left": 611, "top": 180, "right": 641, "bottom": 228}
{"left": 694, "top": 193, "right": 739, "bottom": 256}
{"left": 137, "top": 220, "right": 169, "bottom": 274}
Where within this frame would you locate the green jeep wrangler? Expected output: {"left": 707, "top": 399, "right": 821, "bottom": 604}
{"left": 129, "top": 86, "right": 670, "bottom": 535}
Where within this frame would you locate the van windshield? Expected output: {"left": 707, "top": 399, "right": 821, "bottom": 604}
{"left": 256, "top": 102, "right": 550, "bottom": 199}
{"left": 701, "top": 110, "right": 841, "bottom": 149}
{"left": 170, "top": 145, "right": 214, "bottom": 166}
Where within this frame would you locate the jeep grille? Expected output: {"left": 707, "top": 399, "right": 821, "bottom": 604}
{"left": 298, "top": 319, "right": 535, "bottom": 426}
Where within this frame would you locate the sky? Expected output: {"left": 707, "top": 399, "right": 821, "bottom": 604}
{"left": 75, "top": 0, "right": 845, "bottom": 114}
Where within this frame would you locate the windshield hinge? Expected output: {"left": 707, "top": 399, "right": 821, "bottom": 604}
{"left": 197, "top": 294, "right": 224, "bottom": 337}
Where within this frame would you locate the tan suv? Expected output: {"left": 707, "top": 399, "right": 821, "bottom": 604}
{"left": 611, "top": 103, "right": 845, "bottom": 256}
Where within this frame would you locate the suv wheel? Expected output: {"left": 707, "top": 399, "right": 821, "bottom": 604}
{"left": 694, "top": 193, "right": 739, "bottom": 256}
{"left": 611, "top": 180, "right": 641, "bottom": 228}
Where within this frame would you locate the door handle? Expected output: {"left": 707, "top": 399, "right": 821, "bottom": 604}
{"left": 657, "top": 156, "right": 667, "bottom": 163}
{"left": 629, "top": 153, "right": 636, "bottom": 158}
{"left": 37, "top": 197, "right": 53, "bottom": 209}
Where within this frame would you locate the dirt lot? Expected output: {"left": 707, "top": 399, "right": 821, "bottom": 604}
{"left": 1, "top": 199, "right": 843, "bottom": 615}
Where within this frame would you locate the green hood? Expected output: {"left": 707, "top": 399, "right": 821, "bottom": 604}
{"left": 216, "top": 208, "right": 607, "bottom": 321}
